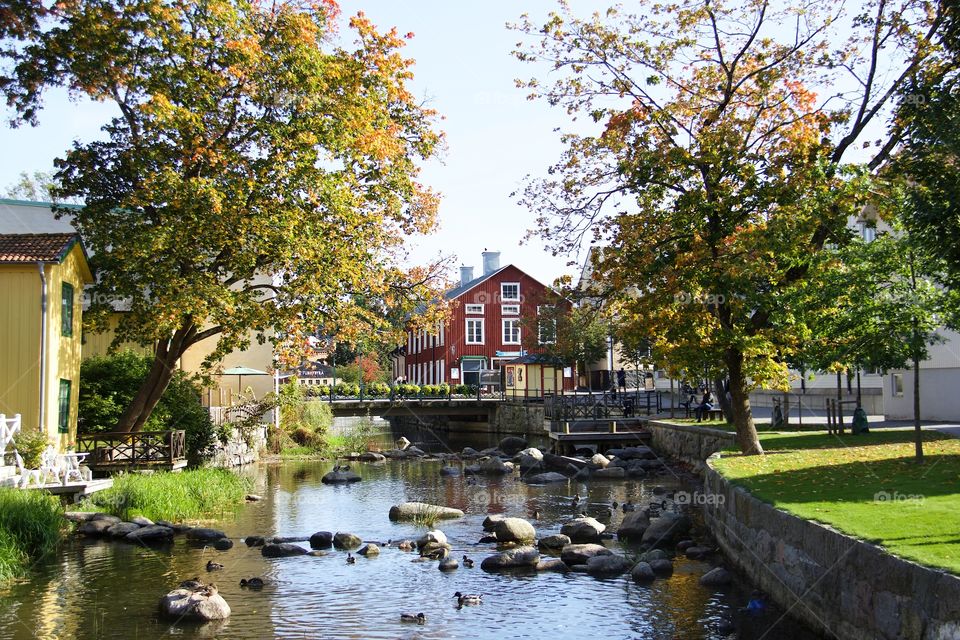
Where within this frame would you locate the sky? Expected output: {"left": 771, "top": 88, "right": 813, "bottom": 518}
{"left": 0, "top": 1, "right": 610, "bottom": 286}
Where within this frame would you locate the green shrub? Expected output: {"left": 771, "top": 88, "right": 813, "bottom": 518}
{"left": 399, "top": 383, "right": 420, "bottom": 396}
{"left": 78, "top": 469, "right": 251, "bottom": 522}
{"left": 365, "top": 382, "right": 390, "bottom": 396}
{"left": 78, "top": 351, "right": 215, "bottom": 460}
{"left": 438, "top": 383, "right": 450, "bottom": 396}
{"left": 0, "top": 489, "right": 64, "bottom": 583}
{"left": 12, "top": 431, "right": 48, "bottom": 470}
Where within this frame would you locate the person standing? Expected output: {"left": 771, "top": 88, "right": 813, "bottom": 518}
{"left": 616, "top": 368, "right": 627, "bottom": 394}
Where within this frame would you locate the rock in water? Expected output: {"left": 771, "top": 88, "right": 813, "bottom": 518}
{"left": 308, "top": 531, "right": 333, "bottom": 549}
{"left": 388, "top": 502, "right": 465, "bottom": 521}
{"left": 186, "top": 528, "right": 227, "bottom": 542}
{"left": 357, "top": 544, "right": 380, "bottom": 557}
{"left": 125, "top": 525, "right": 175, "bottom": 545}
{"left": 617, "top": 511, "right": 651, "bottom": 541}
{"left": 107, "top": 522, "right": 141, "bottom": 538}
{"left": 492, "top": 518, "right": 536, "bottom": 543}
{"left": 130, "top": 516, "right": 154, "bottom": 526}
{"left": 699, "top": 567, "right": 733, "bottom": 586}
{"left": 538, "top": 534, "right": 571, "bottom": 551}
{"left": 261, "top": 543, "right": 308, "bottom": 558}
{"left": 631, "top": 562, "right": 656, "bottom": 582}
{"left": 415, "top": 530, "right": 447, "bottom": 549}
{"left": 438, "top": 557, "right": 459, "bottom": 571}
{"left": 159, "top": 582, "right": 230, "bottom": 621}
{"left": 560, "top": 517, "right": 606, "bottom": 543}
{"left": 480, "top": 546, "right": 540, "bottom": 570}
{"left": 524, "top": 472, "right": 568, "bottom": 484}
{"left": 498, "top": 436, "right": 528, "bottom": 456}
{"left": 560, "top": 544, "right": 612, "bottom": 566}
{"left": 333, "top": 532, "right": 362, "bottom": 550}
{"left": 585, "top": 555, "right": 632, "bottom": 576}
{"left": 641, "top": 513, "right": 692, "bottom": 548}
{"left": 321, "top": 469, "right": 361, "bottom": 484}
{"left": 481, "top": 514, "right": 506, "bottom": 532}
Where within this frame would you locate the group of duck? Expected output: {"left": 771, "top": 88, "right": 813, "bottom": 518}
{"left": 400, "top": 593, "right": 483, "bottom": 625}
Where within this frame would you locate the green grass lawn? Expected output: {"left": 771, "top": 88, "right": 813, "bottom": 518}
{"left": 712, "top": 429, "right": 960, "bottom": 574}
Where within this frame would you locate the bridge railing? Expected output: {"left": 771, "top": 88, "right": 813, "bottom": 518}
{"left": 544, "top": 391, "right": 663, "bottom": 421}
{"left": 76, "top": 430, "right": 186, "bottom": 466}
{"left": 305, "top": 384, "right": 506, "bottom": 403}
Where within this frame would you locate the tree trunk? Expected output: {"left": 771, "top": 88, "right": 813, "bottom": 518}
{"left": 725, "top": 348, "right": 763, "bottom": 454}
{"left": 114, "top": 326, "right": 194, "bottom": 433}
{"left": 713, "top": 375, "right": 732, "bottom": 422}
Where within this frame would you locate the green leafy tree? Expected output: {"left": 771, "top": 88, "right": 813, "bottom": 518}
{"left": 1, "top": 0, "right": 444, "bottom": 432}
{"left": 1, "top": 170, "right": 75, "bottom": 203}
{"left": 513, "top": 0, "right": 945, "bottom": 453}
{"left": 528, "top": 301, "right": 607, "bottom": 388}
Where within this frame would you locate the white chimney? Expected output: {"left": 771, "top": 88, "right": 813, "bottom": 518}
{"left": 459, "top": 266, "right": 474, "bottom": 286}
{"left": 482, "top": 251, "right": 501, "bottom": 275}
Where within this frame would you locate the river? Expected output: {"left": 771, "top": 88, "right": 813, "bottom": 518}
{"left": 0, "top": 430, "right": 820, "bottom": 639}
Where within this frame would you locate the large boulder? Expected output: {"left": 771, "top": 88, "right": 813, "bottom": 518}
{"left": 480, "top": 546, "right": 540, "bottom": 571}
{"left": 700, "top": 567, "right": 733, "bottom": 586}
{"left": 261, "top": 543, "right": 308, "bottom": 558}
{"left": 357, "top": 543, "right": 380, "bottom": 557}
{"left": 321, "top": 469, "right": 361, "bottom": 484}
{"left": 107, "top": 522, "right": 141, "bottom": 538}
{"left": 159, "top": 584, "right": 230, "bottom": 621}
{"left": 125, "top": 525, "right": 175, "bottom": 544}
{"left": 492, "top": 518, "right": 536, "bottom": 543}
{"left": 498, "top": 436, "right": 528, "bottom": 456}
{"left": 77, "top": 519, "right": 116, "bottom": 537}
{"left": 524, "top": 472, "right": 568, "bottom": 484}
{"left": 478, "top": 458, "right": 514, "bottom": 475}
{"left": 516, "top": 447, "right": 543, "bottom": 462}
{"left": 542, "top": 453, "right": 585, "bottom": 473}
{"left": 641, "top": 513, "right": 692, "bottom": 548}
{"left": 416, "top": 530, "right": 447, "bottom": 549}
{"left": 481, "top": 514, "right": 506, "bottom": 532}
{"left": 586, "top": 554, "right": 632, "bottom": 577}
{"left": 333, "top": 532, "right": 362, "bottom": 550}
{"left": 593, "top": 466, "right": 626, "bottom": 479}
{"left": 131, "top": 516, "right": 154, "bottom": 526}
{"left": 358, "top": 452, "right": 386, "bottom": 463}
{"left": 631, "top": 562, "right": 656, "bottom": 582}
{"left": 461, "top": 446, "right": 482, "bottom": 458}
{"left": 439, "top": 466, "right": 461, "bottom": 476}
{"left": 536, "top": 558, "right": 569, "bottom": 572}
{"left": 516, "top": 451, "right": 545, "bottom": 473}
{"left": 560, "top": 517, "right": 606, "bottom": 543}
{"left": 388, "top": 502, "right": 464, "bottom": 521}
{"left": 538, "top": 534, "right": 571, "bottom": 551}
{"left": 617, "top": 511, "right": 651, "bottom": 541}
{"left": 606, "top": 446, "right": 655, "bottom": 460}
{"left": 185, "top": 528, "right": 226, "bottom": 543}
{"left": 590, "top": 453, "right": 610, "bottom": 468}
{"left": 649, "top": 558, "right": 674, "bottom": 575}
{"left": 560, "top": 543, "right": 612, "bottom": 566}
{"left": 309, "top": 531, "right": 334, "bottom": 549}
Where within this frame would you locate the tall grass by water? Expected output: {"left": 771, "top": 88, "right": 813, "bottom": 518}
{"left": 79, "top": 468, "right": 251, "bottom": 522}
{"left": 0, "top": 489, "right": 65, "bottom": 583}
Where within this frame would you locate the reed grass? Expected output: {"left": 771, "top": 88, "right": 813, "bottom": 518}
{"left": 79, "top": 468, "right": 251, "bottom": 522}
{"left": 0, "top": 489, "right": 65, "bottom": 583}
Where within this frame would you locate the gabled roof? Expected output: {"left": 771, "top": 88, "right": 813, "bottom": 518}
{"left": 0, "top": 233, "right": 82, "bottom": 263}
{"left": 443, "top": 264, "right": 510, "bottom": 301}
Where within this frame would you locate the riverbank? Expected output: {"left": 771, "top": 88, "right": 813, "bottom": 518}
{"left": 0, "top": 489, "right": 64, "bottom": 584}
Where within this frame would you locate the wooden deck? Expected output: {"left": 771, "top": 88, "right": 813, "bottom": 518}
{"left": 76, "top": 430, "right": 187, "bottom": 473}
{"left": 546, "top": 418, "right": 652, "bottom": 454}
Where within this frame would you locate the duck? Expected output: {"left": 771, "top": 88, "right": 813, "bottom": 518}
{"left": 622, "top": 501, "right": 636, "bottom": 512}
{"left": 454, "top": 591, "right": 483, "bottom": 606}
{"left": 198, "top": 583, "right": 218, "bottom": 598}
{"left": 346, "top": 553, "right": 356, "bottom": 564}
{"left": 572, "top": 493, "right": 581, "bottom": 505}
{"left": 612, "top": 500, "right": 619, "bottom": 509}
{"left": 462, "top": 555, "right": 474, "bottom": 568}
{"left": 425, "top": 547, "right": 449, "bottom": 561}
{"left": 532, "top": 510, "right": 541, "bottom": 520}
{"left": 206, "top": 560, "right": 224, "bottom": 571}
{"left": 396, "top": 539, "right": 416, "bottom": 551}
{"left": 400, "top": 612, "right": 426, "bottom": 624}
{"left": 179, "top": 577, "right": 204, "bottom": 590}
{"left": 478, "top": 535, "right": 498, "bottom": 544}
{"left": 240, "top": 577, "right": 265, "bottom": 588}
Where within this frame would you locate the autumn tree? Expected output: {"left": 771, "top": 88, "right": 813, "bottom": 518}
{"left": 1, "top": 0, "right": 444, "bottom": 432}
{"left": 513, "top": 0, "right": 945, "bottom": 454}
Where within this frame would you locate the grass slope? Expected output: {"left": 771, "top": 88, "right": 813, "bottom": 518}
{"left": 0, "top": 489, "right": 64, "bottom": 584}
{"left": 712, "top": 429, "right": 960, "bottom": 574}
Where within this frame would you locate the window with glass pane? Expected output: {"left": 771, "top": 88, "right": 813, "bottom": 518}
{"left": 502, "top": 319, "right": 520, "bottom": 344}
{"left": 58, "top": 379, "right": 71, "bottom": 433}
{"left": 501, "top": 304, "right": 519, "bottom": 315}
{"left": 500, "top": 283, "right": 520, "bottom": 302}
{"left": 466, "top": 319, "right": 484, "bottom": 344}
{"left": 465, "top": 304, "right": 484, "bottom": 314}
{"left": 61, "top": 282, "right": 74, "bottom": 336}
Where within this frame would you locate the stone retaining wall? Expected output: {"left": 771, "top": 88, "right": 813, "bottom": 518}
{"left": 703, "top": 457, "right": 960, "bottom": 640}
{"left": 206, "top": 425, "right": 267, "bottom": 468}
{"left": 645, "top": 420, "right": 737, "bottom": 471}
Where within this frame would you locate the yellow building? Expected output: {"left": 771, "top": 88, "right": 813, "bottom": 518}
{"left": 0, "top": 233, "right": 94, "bottom": 450}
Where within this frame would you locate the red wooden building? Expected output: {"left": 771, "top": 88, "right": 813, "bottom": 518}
{"left": 401, "top": 252, "right": 573, "bottom": 391}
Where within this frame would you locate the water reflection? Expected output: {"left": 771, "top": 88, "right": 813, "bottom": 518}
{"left": 0, "top": 440, "right": 819, "bottom": 639}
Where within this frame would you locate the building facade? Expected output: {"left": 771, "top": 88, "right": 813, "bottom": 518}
{"left": 403, "top": 252, "right": 573, "bottom": 389}
{"left": 0, "top": 233, "right": 94, "bottom": 450}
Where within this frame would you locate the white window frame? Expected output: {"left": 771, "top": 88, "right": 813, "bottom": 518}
{"left": 501, "top": 304, "right": 520, "bottom": 315}
{"left": 465, "top": 303, "right": 484, "bottom": 315}
{"left": 466, "top": 318, "right": 484, "bottom": 344}
{"left": 500, "top": 282, "right": 520, "bottom": 302}
{"left": 502, "top": 318, "right": 521, "bottom": 345}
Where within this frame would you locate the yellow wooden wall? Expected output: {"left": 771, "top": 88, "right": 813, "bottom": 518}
{"left": 0, "top": 265, "right": 42, "bottom": 434}
{"left": 81, "top": 312, "right": 153, "bottom": 360}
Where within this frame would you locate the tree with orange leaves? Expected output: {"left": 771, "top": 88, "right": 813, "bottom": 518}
{"left": 1, "top": 0, "right": 444, "bottom": 432}
{"left": 513, "top": 0, "right": 946, "bottom": 454}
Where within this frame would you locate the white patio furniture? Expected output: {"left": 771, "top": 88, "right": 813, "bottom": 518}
{"left": 39, "top": 446, "right": 62, "bottom": 485}
{"left": 61, "top": 452, "right": 90, "bottom": 484}
{"left": 14, "top": 451, "right": 44, "bottom": 489}
{"left": 0, "top": 414, "right": 21, "bottom": 456}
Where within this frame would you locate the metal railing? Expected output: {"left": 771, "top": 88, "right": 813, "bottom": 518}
{"left": 544, "top": 390, "right": 662, "bottom": 421}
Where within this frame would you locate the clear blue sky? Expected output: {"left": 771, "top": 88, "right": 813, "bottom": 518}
{"left": 0, "top": 1, "right": 608, "bottom": 286}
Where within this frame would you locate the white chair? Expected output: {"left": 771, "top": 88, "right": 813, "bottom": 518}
{"left": 14, "top": 451, "right": 43, "bottom": 489}
{"left": 39, "top": 446, "right": 63, "bottom": 485}
{"left": 0, "top": 414, "right": 21, "bottom": 456}
{"left": 61, "top": 452, "right": 89, "bottom": 484}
